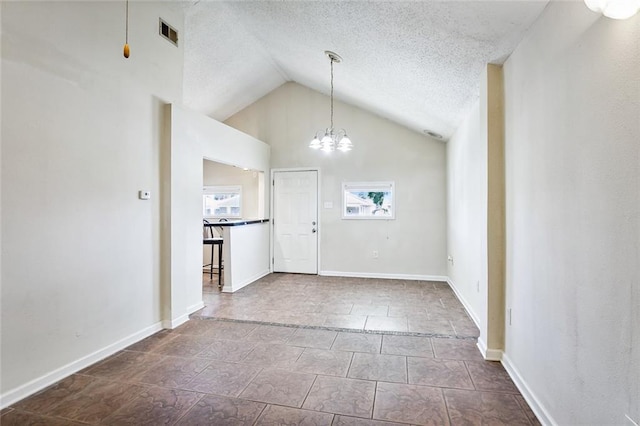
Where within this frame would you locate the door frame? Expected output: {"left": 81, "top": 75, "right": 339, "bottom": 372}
{"left": 270, "top": 167, "right": 321, "bottom": 274}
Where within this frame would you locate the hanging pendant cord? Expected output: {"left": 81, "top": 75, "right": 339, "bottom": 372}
{"left": 125, "top": 0, "right": 129, "bottom": 44}
{"left": 330, "top": 58, "right": 334, "bottom": 130}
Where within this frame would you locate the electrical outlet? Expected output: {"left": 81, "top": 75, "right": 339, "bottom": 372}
{"left": 373, "top": 250, "right": 379, "bottom": 259}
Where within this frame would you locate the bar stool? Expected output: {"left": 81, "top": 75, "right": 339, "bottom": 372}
{"left": 203, "top": 219, "right": 223, "bottom": 288}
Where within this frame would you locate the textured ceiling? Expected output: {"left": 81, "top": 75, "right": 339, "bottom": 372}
{"left": 183, "top": 1, "right": 549, "bottom": 140}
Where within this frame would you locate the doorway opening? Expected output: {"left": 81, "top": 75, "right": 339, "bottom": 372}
{"left": 202, "top": 159, "right": 264, "bottom": 296}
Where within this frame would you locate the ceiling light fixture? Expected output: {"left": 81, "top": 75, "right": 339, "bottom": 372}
{"left": 584, "top": 0, "right": 640, "bottom": 19}
{"left": 309, "top": 51, "right": 353, "bottom": 153}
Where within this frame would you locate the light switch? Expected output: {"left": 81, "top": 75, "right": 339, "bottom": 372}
{"left": 323, "top": 201, "right": 333, "bottom": 209}
{"left": 138, "top": 190, "right": 151, "bottom": 200}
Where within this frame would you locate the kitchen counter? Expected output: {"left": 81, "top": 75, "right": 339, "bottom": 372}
{"left": 206, "top": 218, "right": 269, "bottom": 227}
{"left": 204, "top": 219, "right": 270, "bottom": 293}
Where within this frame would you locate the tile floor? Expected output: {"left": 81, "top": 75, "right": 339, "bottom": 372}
{"left": 198, "top": 273, "right": 479, "bottom": 338}
{"left": 3, "top": 274, "right": 541, "bottom": 425}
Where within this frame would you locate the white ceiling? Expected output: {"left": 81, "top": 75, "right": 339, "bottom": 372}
{"left": 182, "top": 1, "right": 550, "bottom": 140}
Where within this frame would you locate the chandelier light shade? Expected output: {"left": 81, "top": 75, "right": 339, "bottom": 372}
{"left": 309, "top": 51, "right": 353, "bottom": 153}
{"left": 584, "top": 0, "right": 640, "bottom": 19}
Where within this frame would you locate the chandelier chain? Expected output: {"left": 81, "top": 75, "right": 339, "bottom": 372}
{"left": 330, "top": 58, "right": 334, "bottom": 130}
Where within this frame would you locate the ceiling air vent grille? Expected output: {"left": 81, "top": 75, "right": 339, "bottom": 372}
{"left": 159, "top": 18, "right": 178, "bottom": 46}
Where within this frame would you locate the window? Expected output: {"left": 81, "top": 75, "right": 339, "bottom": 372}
{"left": 203, "top": 185, "right": 242, "bottom": 218}
{"left": 342, "top": 182, "right": 395, "bottom": 220}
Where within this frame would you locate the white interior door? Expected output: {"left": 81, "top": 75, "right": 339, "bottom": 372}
{"left": 273, "top": 170, "right": 318, "bottom": 274}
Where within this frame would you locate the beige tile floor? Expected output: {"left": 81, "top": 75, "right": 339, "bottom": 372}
{"left": 3, "top": 274, "right": 541, "bottom": 425}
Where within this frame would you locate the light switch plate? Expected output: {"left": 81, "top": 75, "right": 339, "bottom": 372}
{"left": 138, "top": 190, "right": 151, "bottom": 200}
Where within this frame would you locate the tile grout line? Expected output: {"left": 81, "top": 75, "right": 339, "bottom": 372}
{"left": 370, "top": 380, "right": 379, "bottom": 420}
{"left": 510, "top": 393, "right": 537, "bottom": 426}
{"left": 172, "top": 392, "right": 207, "bottom": 426}
{"left": 345, "top": 351, "right": 356, "bottom": 379}
{"left": 463, "top": 361, "right": 478, "bottom": 391}
{"left": 442, "top": 387, "right": 454, "bottom": 426}
{"left": 299, "top": 374, "right": 319, "bottom": 411}
{"left": 405, "top": 354, "right": 410, "bottom": 385}
{"left": 328, "top": 331, "right": 339, "bottom": 349}
{"left": 251, "top": 402, "right": 269, "bottom": 426}
{"left": 235, "top": 366, "right": 264, "bottom": 399}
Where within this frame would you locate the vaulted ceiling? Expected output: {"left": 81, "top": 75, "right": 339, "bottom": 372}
{"left": 182, "top": 1, "right": 549, "bottom": 140}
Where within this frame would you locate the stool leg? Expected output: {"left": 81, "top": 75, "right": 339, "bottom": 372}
{"left": 209, "top": 245, "right": 213, "bottom": 280}
{"left": 218, "top": 243, "right": 223, "bottom": 288}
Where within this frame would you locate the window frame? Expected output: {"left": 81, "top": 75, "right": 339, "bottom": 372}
{"left": 341, "top": 181, "right": 395, "bottom": 220}
{"left": 203, "top": 185, "right": 242, "bottom": 219}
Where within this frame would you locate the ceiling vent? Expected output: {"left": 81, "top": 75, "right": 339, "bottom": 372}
{"left": 159, "top": 18, "right": 178, "bottom": 46}
{"left": 423, "top": 129, "right": 444, "bottom": 140}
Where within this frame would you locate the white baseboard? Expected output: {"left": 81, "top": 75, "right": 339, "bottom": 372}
{"left": 502, "top": 353, "right": 556, "bottom": 426}
{"left": 222, "top": 269, "right": 270, "bottom": 293}
{"left": 485, "top": 348, "right": 503, "bottom": 361}
{"left": 0, "top": 321, "right": 163, "bottom": 409}
{"left": 320, "top": 270, "right": 448, "bottom": 282}
{"left": 161, "top": 301, "right": 206, "bottom": 329}
{"left": 449, "top": 278, "right": 502, "bottom": 360}
{"left": 477, "top": 338, "right": 503, "bottom": 361}
{"left": 162, "top": 313, "right": 190, "bottom": 329}
{"left": 187, "top": 301, "right": 205, "bottom": 314}
{"left": 446, "top": 278, "right": 481, "bottom": 329}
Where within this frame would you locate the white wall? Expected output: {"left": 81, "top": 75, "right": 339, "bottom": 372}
{"left": 203, "top": 160, "right": 261, "bottom": 220}
{"left": 168, "top": 105, "right": 270, "bottom": 325}
{"left": 446, "top": 99, "right": 487, "bottom": 333}
{"left": 446, "top": 64, "right": 506, "bottom": 360}
{"left": 225, "top": 82, "right": 447, "bottom": 279}
{"left": 222, "top": 223, "right": 271, "bottom": 293}
{"left": 502, "top": 2, "right": 639, "bottom": 424}
{"left": 1, "top": 1, "right": 183, "bottom": 405}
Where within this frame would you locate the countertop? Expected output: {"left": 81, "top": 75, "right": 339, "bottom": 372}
{"left": 204, "top": 218, "right": 269, "bottom": 227}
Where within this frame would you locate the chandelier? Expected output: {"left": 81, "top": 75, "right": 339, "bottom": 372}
{"left": 309, "top": 51, "right": 353, "bottom": 153}
{"left": 584, "top": 0, "right": 640, "bottom": 19}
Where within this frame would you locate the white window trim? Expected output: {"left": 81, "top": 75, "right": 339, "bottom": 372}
{"left": 203, "top": 185, "right": 242, "bottom": 219}
{"left": 342, "top": 181, "right": 395, "bottom": 220}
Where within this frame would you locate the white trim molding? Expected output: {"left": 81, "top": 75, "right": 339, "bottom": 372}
{"left": 320, "top": 270, "right": 448, "bottom": 282}
{"left": 0, "top": 322, "right": 163, "bottom": 409}
{"left": 477, "top": 338, "right": 503, "bottom": 361}
{"left": 502, "top": 353, "right": 557, "bottom": 426}
{"left": 446, "top": 278, "right": 481, "bottom": 328}
{"left": 222, "top": 269, "right": 270, "bottom": 293}
{"left": 447, "top": 278, "right": 502, "bottom": 361}
{"left": 162, "top": 299, "right": 207, "bottom": 329}
{"left": 626, "top": 415, "right": 639, "bottom": 426}
{"left": 162, "top": 313, "right": 190, "bottom": 330}
{"left": 187, "top": 301, "right": 205, "bottom": 315}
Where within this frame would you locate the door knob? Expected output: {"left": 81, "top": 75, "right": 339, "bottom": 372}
{"left": 312, "top": 228, "right": 317, "bottom": 233}
{"left": 312, "top": 221, "right": 316, "bottom": 225}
